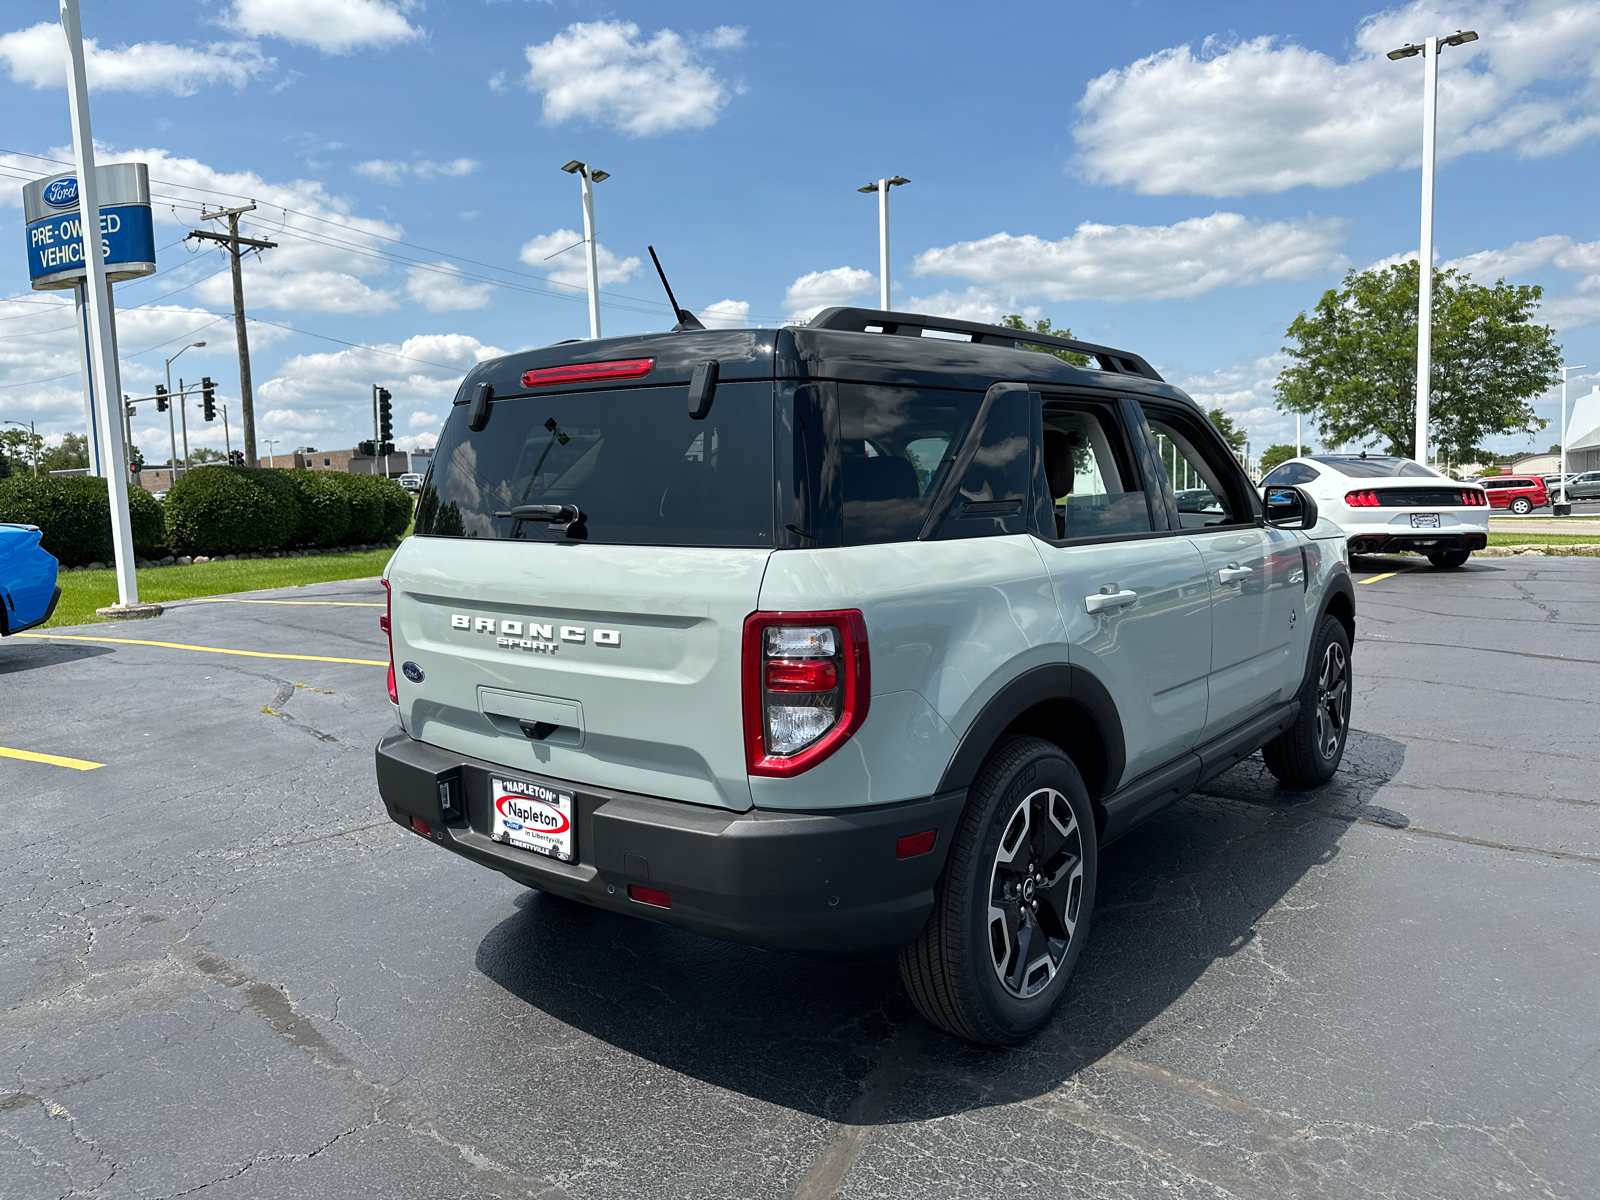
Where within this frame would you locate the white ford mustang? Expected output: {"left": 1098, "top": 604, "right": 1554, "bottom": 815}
{"left": 1261, "top": 454, "right": 1489, "bottom": 568}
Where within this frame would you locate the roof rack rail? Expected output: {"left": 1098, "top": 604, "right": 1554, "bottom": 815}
{"left": 806, "top": 307, "right": 1162, "bottom": 381}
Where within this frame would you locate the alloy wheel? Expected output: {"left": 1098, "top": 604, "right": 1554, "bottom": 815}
{"left": 987, "top": 787, "right": 1085, "bottom": 999}
{"left": 1316, "top": 641, "right": 1349, "bottom": 761}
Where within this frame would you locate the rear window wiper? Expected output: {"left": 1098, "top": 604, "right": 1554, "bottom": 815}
{"left": 494, "top": 504, "right": 588, "bottom": 540}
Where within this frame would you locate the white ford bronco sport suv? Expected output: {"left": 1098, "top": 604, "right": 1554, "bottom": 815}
{"left": 375, "top": 307, "right": 1355, "bottom": 1045}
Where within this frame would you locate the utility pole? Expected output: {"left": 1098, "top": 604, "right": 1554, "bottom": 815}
{"left": 187, "top": 204, "right": 275, "bottom": 466}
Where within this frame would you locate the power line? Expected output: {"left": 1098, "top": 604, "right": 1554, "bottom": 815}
{"left": 0, "top": 317, "right": 227, "bottom": 391}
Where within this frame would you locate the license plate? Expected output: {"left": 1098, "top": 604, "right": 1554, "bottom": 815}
{"left": 490, "top": 776, "right": 575, "bottom": 863}
{"left": 1410, "top": 513, "right": 1440, "bottom": 528}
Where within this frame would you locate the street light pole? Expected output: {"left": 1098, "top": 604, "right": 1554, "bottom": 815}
{"left": 1389, "top": 30, "right": 1478, "bottom": 466}
{"left": 3, "top": 420, "right": 38, "bottom": 476}
{"left": 165, "top": 341, "right": 204, "bottom": 481}
{"left": 263, "top": 438, "right": 278, "bottom": 468}
{"left": 1558, "top": 364, "right": 1586, "bottom": 513}
{"left": 561, "top": 160, "right": 610, "bottom": 339}
{"left": 858, "top": 177, "right": 910, "bottom": 310}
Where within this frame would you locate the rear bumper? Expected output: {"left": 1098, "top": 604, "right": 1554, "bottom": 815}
{"left": 1347, "top": 530, "right": 1487, "bottom": 554}
{"left": 375, "top": 727, "right": 965, "bottom": 955}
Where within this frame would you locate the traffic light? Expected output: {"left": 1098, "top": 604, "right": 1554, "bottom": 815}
{"left": 155, "top": 384, "right": 168, "bottom": 413}
{"left": 377, "top": 387, "right": 393, "bottom": 443}
{"left": 201, "top": 377, "right": 216, "bottom": 422}
{"left": 358, "top": 440, "right": 376, "bottom": 457}
{"left": 228, "top": 450, "right": 244, "bottom": 466}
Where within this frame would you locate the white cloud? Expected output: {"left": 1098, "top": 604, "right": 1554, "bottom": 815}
{"left": 782, "top": 267, "right": 876, "bottom": 321}
{"left": 354, "top": 157, "right": 479, "bottom": 185}
{"left": 0, "top": 22, "right": 270, "bottom": 94}
{"left": 408, "top": 410, "right": 441, "bottom": 428}
{"left": 227, "top": 0, "right": 423, "bottom": 55}
{"left": 1368, "top": 233, "right": 1600, "bottom": 329}
{"left": 913, "top": 213, "right": 1347, "bottom": 303}
{"left": 518, "top": 230, "right": 641, "bottom": 290}
{"left": 1165, "top": 353, "right": 1303, "bottom": 448}
{"left": 522, "top": 20, "right": 745, "bottom": 136}
{"left": 902, "top": 288, "right": 1042, "bottom": 326}
{"left": 406, "top": 263, "right": 493, "bottom": 312}
{"left": 1074, "top": 1, "right": 1600, "bottom": 196}
{"left": 697, "top": 299, "right": 749, "bottom": 329}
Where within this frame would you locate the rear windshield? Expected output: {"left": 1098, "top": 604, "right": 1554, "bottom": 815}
{"left": 1312, "top": 456, "right": 1437, "bottom": 478}
{"left": 415, "top": 382, "right": 774, "bottom": 546}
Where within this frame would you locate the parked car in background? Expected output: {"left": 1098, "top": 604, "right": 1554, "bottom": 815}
{"left": 1541, "top": 473, "right": 1578, "bottom": 497}
{"left": 151, "top": 490, "right": 169, "bottom": 502}
{"left": 1260, "top": 454, "right": 1488, "bottom": 567}
{"left": 0, "top": 523, "right": 60, "bottom": 635}
{"left": 1480, "top": 475, "right": 1549, "bottom": 515}
{"left": 1561, "top": 471, "right": 1600, "bottom": 500}
{"left": 397, "top": 472, "right": 424, "bottom": 494}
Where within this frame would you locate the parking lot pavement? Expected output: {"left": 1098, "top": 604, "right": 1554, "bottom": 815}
{"left": 2, "top": 567, "right": 1597, "bottom": 1200}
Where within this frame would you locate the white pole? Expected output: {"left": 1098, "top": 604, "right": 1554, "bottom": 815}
{"left": 580, "top": 168, "right": 601, "bottom": 339}
{"left": 61, "top": 0, "right": 138, "bottom": 608}
{"left": 1559, "top": 365, "right": 1584, "bottom": 506}
{"left": 878, "top": 179, "right": 890, "bottom": 310}
{"left": 1296, "top": 414, "right": 1302, "bottom": 458}
{"left": 1414, "top": 35, "right": 1439, "bottom": 466}
{"left": 72, "top": 282, "right": 103, "bottom": 475}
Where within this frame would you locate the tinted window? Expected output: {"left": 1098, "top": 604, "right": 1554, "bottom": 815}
{"left": 1313, "top": 456, "right": 1438, "bottom": 478}
{"left": 1262, "top": 462, "right": 1320, "bottom": 486}
{"left": 1040, "top": 400, "right": 1152, "bottom": 540}
{"left": 415, "top": 381, "right": 774, "bottom": 546}
{"left": 837, "top": 384, "right": 983, "bottom": 544}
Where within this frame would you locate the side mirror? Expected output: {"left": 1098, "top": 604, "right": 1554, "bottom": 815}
{"left": 1262, "top": 485, "right": 1318, "bottom": 530}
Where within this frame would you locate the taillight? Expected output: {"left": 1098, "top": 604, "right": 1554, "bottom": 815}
{"left": 381, "top": 577, "right": 397, "bottom": 704}
{"left": 1461, "top": 489, "right": 1486, "bottom": 506}
{"left": 1344, "top": 490, "right": 1380, "bottom": 507}
{"left": 520, "top": 358, "right": 654, "bottom": 389}
{"left": 743, "top": 610, "right": 870, "bottom": 777}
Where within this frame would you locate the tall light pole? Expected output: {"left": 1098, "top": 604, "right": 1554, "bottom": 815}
{"left": 1557, "top": 364, "right": 1586, "bottom": 513}
{"left": 1388, "top": 29, "right": 1478, "bottom": 466}
{"left": 3, "top": 420, "right": 38, "bottom": 476}
{"left": 858, "top": 177, "right": 910, "bottom": 310}
{"left": 165, "top": 341, "right": 204, "bottom": 480}
{"left": 263, "top": 437, "right": 278, "bottom": 468}
{"left": 561, "top": 160, "right": 610, "bottom": 339}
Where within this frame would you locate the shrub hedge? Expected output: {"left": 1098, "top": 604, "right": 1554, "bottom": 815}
{"left": 0, "top": 476, "right": 164, "bottom": 566}
{"left": 285, "top": 469, "right": 353, "bottom": 548}
{"left": 165, "top": 466, "right": 301, "bottom": 556}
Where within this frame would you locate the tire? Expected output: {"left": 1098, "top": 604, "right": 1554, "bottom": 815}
{"left": 1511, "top": 498, "right": 1532, "bottom": 515}
{"left": 898, "top": 736, "right": 1097, "bottom": 1045}
{"left": 1427, "top": 549, "right": 1470, "bottom": 568}
{"left": 1262, "top": 615, "right": 1352, "bottom": 787}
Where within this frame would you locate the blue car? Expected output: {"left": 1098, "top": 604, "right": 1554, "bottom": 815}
{"left": 0, "top": 523, "right": 61, "bottom": 635}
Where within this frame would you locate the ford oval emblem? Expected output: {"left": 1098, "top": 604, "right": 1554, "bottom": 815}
{"left": 401, "top": 661, "right": 424, "bottom": 683}
{"left": 43, "top": 177, "right": 79, "bottom": 207}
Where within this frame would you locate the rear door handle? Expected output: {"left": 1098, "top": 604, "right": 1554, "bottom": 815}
{"left": 1084, "top": 589, "right": 1138, "bottom": 614}
{"left": 1218, "top": 563, "right": 1253, "bottom": 583}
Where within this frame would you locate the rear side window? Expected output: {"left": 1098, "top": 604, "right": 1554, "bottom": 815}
{"left": 1262, "top": 462, "right": 1320, "bottom": 486}
{"left": 839, "top": 384, "right": 979, "bottom": 543}
{"left": 415, "top": 382, "right": 774, "bottom": 546}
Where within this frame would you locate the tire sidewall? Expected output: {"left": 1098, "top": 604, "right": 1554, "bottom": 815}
{"left": 957, "top": 740, "right": 1098, "bottom": 1041}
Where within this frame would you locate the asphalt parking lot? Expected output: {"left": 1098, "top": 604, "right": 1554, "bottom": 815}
{"left": 3, "top": 559, "right": 1597, "bottom": 1200}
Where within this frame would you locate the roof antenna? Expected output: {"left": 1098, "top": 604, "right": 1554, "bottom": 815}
{"left": 648, "top": 246, "right": 705, "bottom": 331}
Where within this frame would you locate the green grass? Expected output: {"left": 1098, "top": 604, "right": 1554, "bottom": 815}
{"left": 44, "top": 547, "right": 398, "bottom": 628}
{"left": 1485, "top": 532, "right": 1600, "bottom": 546}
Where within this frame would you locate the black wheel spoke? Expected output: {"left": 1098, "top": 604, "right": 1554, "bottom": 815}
{"left": 988, "top": 786, "right": 1086, "bottom": 999}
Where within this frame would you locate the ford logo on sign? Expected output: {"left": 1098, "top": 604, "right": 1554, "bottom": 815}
{"left": 42, "top": 177, "right": 79, "bottom": 207}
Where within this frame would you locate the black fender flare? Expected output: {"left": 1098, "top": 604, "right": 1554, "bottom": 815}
{"left": 936, "top": 662, "right": 1126, "bottom": 798}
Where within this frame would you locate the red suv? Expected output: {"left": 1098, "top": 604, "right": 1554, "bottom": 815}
{"left": 1481, "top": 475, "right": 1548, "bottom": 515}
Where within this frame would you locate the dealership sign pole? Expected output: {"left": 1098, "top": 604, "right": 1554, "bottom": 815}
{"left": 53, "top": 0, "right": 157, "bottom": 615}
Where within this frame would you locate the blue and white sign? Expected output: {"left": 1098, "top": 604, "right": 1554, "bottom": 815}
{"left": 22, "top": 163, "right": 156, "bottom": 291}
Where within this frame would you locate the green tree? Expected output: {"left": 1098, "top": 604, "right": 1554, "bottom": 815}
{"left": 163, "top": 447, "right": 224, "bottom": 467}
{"left": 1276, "top": 262, "right": 1560, "bottom": 462}
{"left": 39, "top": 431, "right": 90, "bottom": 474}
{"left": 1002, "top": 314, "right": 1091, "bottom": 367}
{"left": 1260, "top": 443, "right": 1301, "bottom": 472}
{"left": 1206, "top": 408, "right": 1248, "bottom": 454}
{"left": 0, "top": 427, "right": 43, "bottom": 475}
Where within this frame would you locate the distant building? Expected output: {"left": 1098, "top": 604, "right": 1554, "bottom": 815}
{"left": 1566, "top": 385, "right": 1600, "bottom": 474}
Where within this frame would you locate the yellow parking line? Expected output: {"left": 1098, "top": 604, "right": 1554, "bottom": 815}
{"left": 189, "top": 598, "right": 384, "bottom": 608}
{"left": 1358, "top": 567, "right": 1424, "bottom": 585}
{"left": 16, "top": 632, "right": 385, "bottom": 666}
{"left": 0, "top": 746, "right": 104, "bottom": 771}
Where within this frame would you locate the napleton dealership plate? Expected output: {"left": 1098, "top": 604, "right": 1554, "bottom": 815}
{"left": 490, "top": 776, "right": 575, "bottom": 862}
{"left": 1410, "top": 513, "right": 1441, "bottom": 528}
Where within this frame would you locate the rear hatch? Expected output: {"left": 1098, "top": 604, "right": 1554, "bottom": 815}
{"left": 388, "top": 332, "right": 778, "bottom": 812}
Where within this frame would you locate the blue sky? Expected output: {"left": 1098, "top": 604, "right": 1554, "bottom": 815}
{"left": 2, "top": 0, "right": 1598, "bottom": 462}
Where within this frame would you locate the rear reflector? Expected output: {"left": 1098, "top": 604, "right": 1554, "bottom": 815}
{"left": 628, "top": 884, "right": 671, "bottom": 908}
{"left": 521, "top": 358, "right": 654, "bottom": 389}
{"left": 410, "top": 816, "right": 431, "bottom": 837}
{"left": 897, "top": 830, "right": 937, "bottom": 859}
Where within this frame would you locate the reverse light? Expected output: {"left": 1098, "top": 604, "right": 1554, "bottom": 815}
{"left": 1345, "top": 490, "right": 1381, "bottom": 507}
{"left": 520, "top": 358, "right": 654, "bottom": 389}
{"left": 628, "top": 884, "right": 671, "bottom": 908}
{"left": 743, "top": 611, "right": 870, "bottom": 777}
{"left": 381, "top": 577, "right": 398, "bottom": 704}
